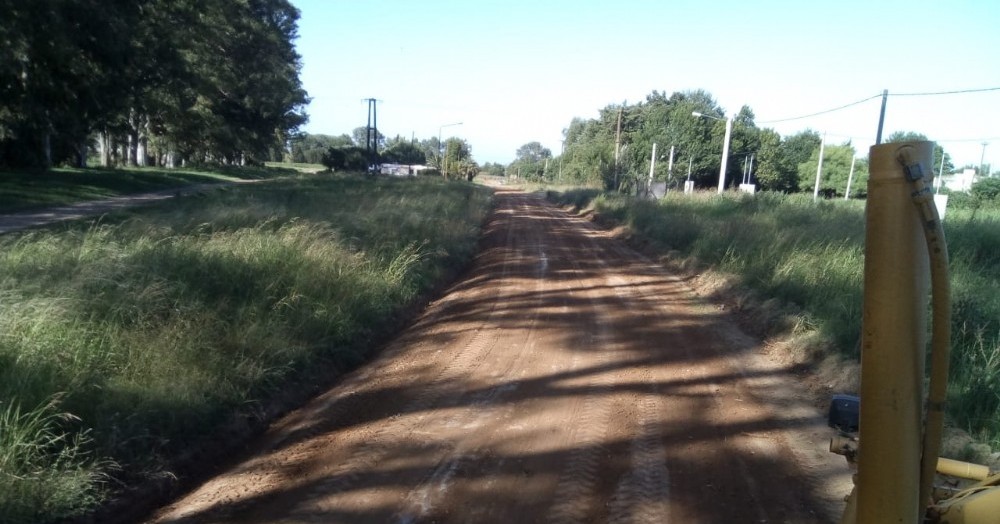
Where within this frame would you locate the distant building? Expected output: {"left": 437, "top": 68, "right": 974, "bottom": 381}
{"left": 379, "top": 163, "right": 434, "bottom": 176}
{"left": 940, "top": 168, "right": 977, "bottom": 192}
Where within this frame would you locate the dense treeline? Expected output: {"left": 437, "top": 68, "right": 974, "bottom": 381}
{"left": 0, "top": 0, "right": 308, "bottom": 169}
{"left": 292, "top": 130, "right": 482, "bottom": 180}
{"left": 521, "top": 89, "right": 954, "bottom": 196}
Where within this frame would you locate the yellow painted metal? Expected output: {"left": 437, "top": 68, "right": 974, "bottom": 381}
{"left": 931, "top": 474, "right": 1000, "bottom": 523}
{"left": 857, "top": 141, "right": 934, "bottom": 523}
{"left": 898, "top": 143, "right": 953, "bottom": 512}
{"left": 936, "top": 458, "right": 990, "bottom": 482}
{"left": 840, "top": 485, "right": 858, "bottom": 524}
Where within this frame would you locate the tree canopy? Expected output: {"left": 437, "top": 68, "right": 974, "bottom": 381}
{"left": 381, "top": 136, "right": 427, "bottom": 165}
{"left": 0, "top": 0, "right": 309, "bottom": 168}
{"left": 797, "top": 143, "right": 868, "bottom": 198}
{"left": 508, "top": 141, "right": 553, "bottom": 181}
{"left": 533, "top": 89, "right": 965, "bottom": 199}
{"left": 885, "top": 131, "right": 955, "bottom": 176}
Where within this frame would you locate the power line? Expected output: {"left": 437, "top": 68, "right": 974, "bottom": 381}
{"left": 890, "top": 86, "right": 1000, "bottom": 97}
{"left": 757, "top": 93, "right": 883, "bottom": 124}
{"left": 931, "top": 136, "right": 1000, "bottom": 143}
{"left": 755, "top": 86, "right": 1000, "bottom": 126}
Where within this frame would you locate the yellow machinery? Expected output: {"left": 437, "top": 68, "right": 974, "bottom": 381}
{"left": 831, "top": 141, "right": 1000, "bottom": 523}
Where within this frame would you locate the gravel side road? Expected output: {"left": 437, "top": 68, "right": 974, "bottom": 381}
{"left": 148, "top": 190, "right": 851, "bottom": 523}
{"left": 0, "top": 183, "right": 231, "bottom": 234}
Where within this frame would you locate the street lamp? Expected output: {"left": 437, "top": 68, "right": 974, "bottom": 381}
{"left": 692, "top": 111, "right": 733, "bottom": 194}
{"left": 438, "top": 122, "right": 463, "bottom": 176}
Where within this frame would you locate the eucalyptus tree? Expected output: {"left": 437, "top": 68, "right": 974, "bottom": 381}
{"left": 885, "top": 130, "right": 954, "bottom": 175}
{"left": 290, "top": 133, "right": 353, "bottom": 164}
{"left": 0, "top": 0, "right": 309, "bottom": 169}
{"left": 559, "top": 117, "right": 614, "bottom": 187}
{"left": 508, "top": 141, "right": 552, "bottom": 181}
{"left": 755, "top": 129, "right": 796, "bottom": 191}
{"left": 381, "top": 139, "right": 426, "bottom": 165}
{"left": 443, "top": 137, "right": 473, "bottom": 179}
{"left": 797, "top": 143, "right": 867, "bottom": 198}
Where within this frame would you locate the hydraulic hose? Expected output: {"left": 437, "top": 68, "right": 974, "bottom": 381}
{"left": 896, "top": 146, "right": 952, "bottom": 512}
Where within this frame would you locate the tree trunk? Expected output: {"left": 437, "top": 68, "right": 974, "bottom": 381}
{"left": 41, "top": 131, "right": 52, "bottom": 169}
{"left": 75, "top": 140, "right": 87, "bottom": 167}
{"left": 100, "top": 131, "right": 111, "bottom": 167}
{"left": 137, "top": 118, "right": 149, "bottom": 167}
{"left": 126, "top": 109, "right": 139, "bottom": 166}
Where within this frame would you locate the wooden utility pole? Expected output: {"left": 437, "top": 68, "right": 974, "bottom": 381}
{"left": 875, "top": 89, "right": 888, "bottom": 145}
{"left": 614, "top": 107, "right": 623, "bottom": 189}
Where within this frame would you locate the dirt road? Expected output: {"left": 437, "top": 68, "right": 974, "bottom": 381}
{"left": 149, "top": 190, "right": 851, "bottom": 523}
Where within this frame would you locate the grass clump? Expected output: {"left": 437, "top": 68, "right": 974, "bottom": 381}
{"left": 549, "top": 189, "right": 1000, "bottom": 449}
{"left": 0, "top": 173, "right": 492, "bottom": 522}
{"left": 0, "top": 397, "right": 106, "bottom": 523}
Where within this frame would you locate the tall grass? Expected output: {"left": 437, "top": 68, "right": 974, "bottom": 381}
{"left": 0, "top": 397, "right": 106, "bottom": 523}
{"left": 549, "top": 190, "right": 1000, "bottom": 448}
{"left": 0, "top": 174, "right": 492, "bottom": 522}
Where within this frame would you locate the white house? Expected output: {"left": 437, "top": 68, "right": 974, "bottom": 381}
{"left": 940, "top": 168, "right": 977, "bottom": 192}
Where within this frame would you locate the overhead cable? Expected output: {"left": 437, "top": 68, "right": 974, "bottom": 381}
{"left": 757, "top": 94, "right": 883, "bottom": 124}
{"left": 891, "top": 86, "right": 1000, "bottom": 97}
{"left": 757, "top": 87, "right": 1000, "bottom": 126}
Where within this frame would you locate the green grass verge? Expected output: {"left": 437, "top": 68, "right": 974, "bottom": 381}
{"left": 0, "top": 165, "right": 297, "bottom": 213}
{"left": 547, "top": 189, "right": 1000, "bottom": 449}
{"left": 0, "top": 173, "right": 492, "bottom": 523}
{"left": 264, "top": 161, "right": 326, "bottom": 173}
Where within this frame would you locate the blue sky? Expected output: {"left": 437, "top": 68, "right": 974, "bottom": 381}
{"left": 292, "top": 0, "right": 1000, "bottom": 168}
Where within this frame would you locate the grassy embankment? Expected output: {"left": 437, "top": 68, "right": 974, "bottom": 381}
{"left": 0, "top": 173, "right": 492, "bottom": 523}
{"left": 264, "top": 161, "right": 326, "bottom": 173}
{"left": 548, "top": 189, "right": 1000, "bottom": 451}
{"left": 0, "top": 165, "right": 294, "bottom": 213}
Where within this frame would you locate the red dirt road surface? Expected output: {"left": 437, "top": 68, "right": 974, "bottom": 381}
{"left": 148, "top": 190, "right": 851, "bottom": 523}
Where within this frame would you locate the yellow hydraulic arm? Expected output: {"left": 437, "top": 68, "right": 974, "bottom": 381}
{"left": 836, "top": 141, "right": 1000, "bottom": 523}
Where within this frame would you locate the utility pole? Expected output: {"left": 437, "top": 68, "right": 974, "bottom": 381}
{"left": 981, "top": 142, "right": 989, "bottom": 177}
{"left": 718, "top": 115, "right": 732, "bottom": 194}
{"left": 936, "top": 152, "right": 945, "bottom": 193}
{"left": 684, "top": 156, "right": 694, "bottom": 194}
{"left": 875, "top": 89, "right": 888, "bottom": 145}
{"left": 614, "top": 103, "right": 624, "bottom": 191}
{"left": 667, "top": 145, "right": 675, "bottom": 181}
{"left": 648, "top": 143, "right": 657, "bottom": 196}
{"left": 845, "top": 155, "right": 857, "bottom": 200}
{"left": 363, "top": 98, "right": 380, "bottom": 167}
{"left": 813, "top": 132, "right": 827, "bottom": 202}
{"left": 558, "top": 140, "right": 565, "bottom": 182}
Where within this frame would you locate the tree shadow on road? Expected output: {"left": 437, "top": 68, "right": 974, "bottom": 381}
{"left": 148, "top": 191, "right": 849, "bottom": 524}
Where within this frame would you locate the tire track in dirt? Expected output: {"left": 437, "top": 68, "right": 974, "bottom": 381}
{"left": 391, "top": 197, "right": 550, "bottom": 523}
{"left": 541, "top": 202, "right": 629, "bottom": 524}
{"left": 150, "top": 194, "right": 529, "bottom": 522}
{"left": 310, "top": 197, "right": 535, "bottom": 522}
{"left": 536, "top": 200, "right": 669, "bottom": 523}
{"left": 147, "top": 190, "right": 849, "bottom": 524}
